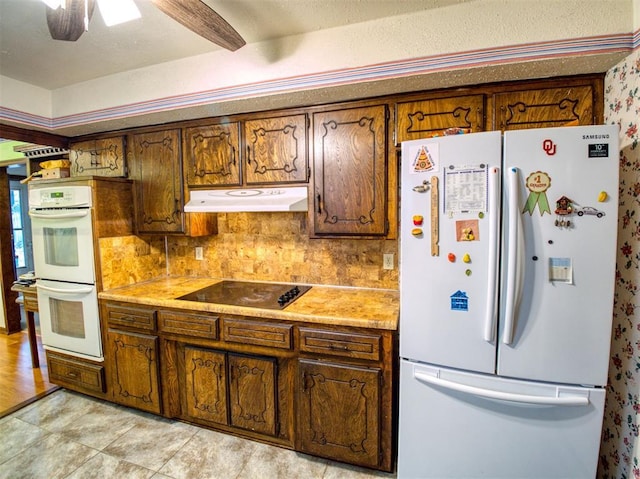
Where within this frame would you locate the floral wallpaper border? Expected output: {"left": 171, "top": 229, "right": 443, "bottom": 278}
{"left": 599, "top": 48, "right": 640, "bottom": 479}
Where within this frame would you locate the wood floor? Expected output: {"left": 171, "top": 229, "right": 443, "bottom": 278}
{"left": 0, "top": 329, "right": 58, "bottom": 418}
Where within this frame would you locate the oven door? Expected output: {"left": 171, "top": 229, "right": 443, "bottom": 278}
{"left": 36, "top": 279, "right": 103, "bottom": 361}
{"left": 29, "top": 208, "right": 95, "bottom": 284}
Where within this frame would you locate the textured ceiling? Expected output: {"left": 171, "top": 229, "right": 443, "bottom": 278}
{"left": 0, "top": 0, "right": 466, "bottom": 90}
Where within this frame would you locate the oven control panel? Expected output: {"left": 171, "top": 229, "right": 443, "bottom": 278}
{"left": 28, "top": 185, "right": 93, "bottom": 209}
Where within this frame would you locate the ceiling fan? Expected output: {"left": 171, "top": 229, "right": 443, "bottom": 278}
{"left": 44, "top": 0, "right": 246, "bottom": 51}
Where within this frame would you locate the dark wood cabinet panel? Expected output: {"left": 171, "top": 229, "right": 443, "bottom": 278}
{"left": 128, "top": 129, "right": 184, "bottom": 234}
{"left": 311, "top": 105, "right": 388, "bottom": 237}
{"left": 244, "top": 114, "right": 308, "bottom": 184}
{"left": 105, "top": 302, "right": 157, "bottom": 331}
{"left": 228, "top": 354, "right": 277, "bottom": 435}
{"left": 184, "top": 122, "right": 241, "bottom": 187}
{"left": 396, "top": 94, "right": 485, "bottom": 143}
{"left": 223, "top": 317, "right": 292, "bottom": 349}
{"left": 108, "top": 329, "right": 161, "bottom": 414}
{"left": 69, "top": 137, "right": 126, "bottom": 177}
{"left": 297, "top": 359, "right": 381, "bottom": 468}
{"left": 494, "top": 85, "right": 594, "bottom": 130}
{"left": 299, "top": 328, "right": 381, "bottom": 361}
{"left": 47, "top": 351, "right": 105, "bottom": 394}
{"left": 184, "top": 346, "right": 228, "bottom": 424}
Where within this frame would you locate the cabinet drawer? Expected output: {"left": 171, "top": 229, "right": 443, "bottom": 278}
{"left": 223, "top": 318, "right": 292, "bottom": 349}
{"left": 299, "top": 328, "right": 381, "bottom": 361}
{"left": 159, "top": 311, "right": 219, "bottom": 339}
{"left": 47, "top": 353, "right": 105, "bottom": 393}
{"left": 106, "top": 303, "right": 156, "bottom": 331}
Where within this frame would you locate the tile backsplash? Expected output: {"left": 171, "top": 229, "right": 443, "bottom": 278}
{"left": 99, "top": 212, "right": 398, "bottom": 291}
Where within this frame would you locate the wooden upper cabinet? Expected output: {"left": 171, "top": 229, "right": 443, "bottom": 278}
{"left": 244, "top": 114, "right": 308, "bottom": 185}
{"left": 128, "top": 129, "right": 185, "bottom": 234}
{"left": 396, "top": 95, "right": 485, "bottom": 144}
{"left": 69, "top": 136, "right": 126, "bottom": 177}
{"left": 184, "top": 122, "right": 241, "bottom": 187}
{"left": 494, "top": 85, "right": 594, "bottom": 130}
{"left": 311, "top": 105, "right": 388, "bottom": 237}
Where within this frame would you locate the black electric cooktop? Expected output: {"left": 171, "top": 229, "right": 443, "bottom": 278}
{"left": 176, "top": 281, "right": 311, "bottom": 310}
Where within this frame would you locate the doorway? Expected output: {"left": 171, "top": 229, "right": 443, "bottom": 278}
{"left": 9, "top": 165, "right": 33, "bottom": 278}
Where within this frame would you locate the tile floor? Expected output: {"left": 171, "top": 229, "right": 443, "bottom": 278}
{"left": 0, "top": 389, "right": 396, "bottom": 479}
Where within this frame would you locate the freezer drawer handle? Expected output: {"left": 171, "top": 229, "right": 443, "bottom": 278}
{"left": 414, "top": 370, "right": 589, "bottom": 406}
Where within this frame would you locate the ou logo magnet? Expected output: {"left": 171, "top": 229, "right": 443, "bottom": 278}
{"left": 542, "top": 139, "right": 557, "bottom": 155}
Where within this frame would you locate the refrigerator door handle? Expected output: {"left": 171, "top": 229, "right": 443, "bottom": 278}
{"left": 414, "top": 369, "right": 590, "bottom": 406}
{"left": 483, "top": 166, "right": 500, "bottom": 342}
{"left": 503, "top": 167, "right": 525, "bottom": 345}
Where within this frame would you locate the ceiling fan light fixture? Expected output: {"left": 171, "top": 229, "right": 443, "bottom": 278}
{"left": 97, "top": 0, "right": 140, "bottom": 26}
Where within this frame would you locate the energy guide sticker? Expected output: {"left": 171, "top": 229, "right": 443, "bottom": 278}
{"left": 412, "top": 144, "right": 438, "bottom": 174}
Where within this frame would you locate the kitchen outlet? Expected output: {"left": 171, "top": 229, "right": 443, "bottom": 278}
{"left": 195, "top": 247, "right": 204, "bottom": 260}
{"left": 383, "top": 253, "right": 394, "bottom": 270}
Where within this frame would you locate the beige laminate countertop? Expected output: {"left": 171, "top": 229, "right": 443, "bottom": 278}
{"left": 99, "top": 276, "right": 399, "bottom": 331}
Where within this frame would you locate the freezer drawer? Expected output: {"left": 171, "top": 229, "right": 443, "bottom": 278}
{"left": 397, "top": 360, "right": 606, "bottom": 479}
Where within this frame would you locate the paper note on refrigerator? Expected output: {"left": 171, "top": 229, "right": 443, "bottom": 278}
{"left": 444, "top": 165, "right": 488, "bottom": 214}
{"left": 549, "top": 257, "right": 573, "bottom": 283}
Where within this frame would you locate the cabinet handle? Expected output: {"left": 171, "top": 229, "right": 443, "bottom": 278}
{"left": 316, "top": 193, "right": 322, "bottom": 214}
{"left": 232, "top": 147, "right": 236, "bottom": 166}
{"left": 329, "top": 344, "right": 350, "bottom": 351}
{"left": 247, "top": 145, "right": 251, "bottom": 164}
{"left": 67, "top": 371, "right": 79, "bottom": 378}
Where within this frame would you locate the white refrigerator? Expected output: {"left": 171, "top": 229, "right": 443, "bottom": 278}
{"left": 398, "top": 125, "right": 619, "bottom": 478}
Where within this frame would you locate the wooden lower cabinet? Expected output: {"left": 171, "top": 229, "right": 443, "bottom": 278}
{"left": 228, "top": 354, "right": 277, "bottom": 435}
{"left": 297, "top": 359, "right": 381, "bottom": 469}
{"left": 183, "top": 346, "right": 227, "bottom": 424}
{"left": 168, "top": 342, "right": 284, "bottom": 440}
{"left": 103, "top": 302, "right": 395, "bottom": 472}
{"left": 107, "top": 329, "right": 162, "bottom": 414}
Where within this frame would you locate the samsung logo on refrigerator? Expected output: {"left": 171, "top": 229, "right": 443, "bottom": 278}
{"left": 582, "top": 134, "right": 610, "bottom": 139}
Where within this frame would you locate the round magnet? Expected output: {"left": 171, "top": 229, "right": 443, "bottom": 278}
{"left": 598, "top": 191, "right": 608, "bottom": 202}
{"left": 411, "top": 228, "right": 423, "bottom": 237}
{"left": 465, "top": 269, "right": 472, "bottom": 276}
{"left": 448, "top": 253, "right": 456, "bottom": 263}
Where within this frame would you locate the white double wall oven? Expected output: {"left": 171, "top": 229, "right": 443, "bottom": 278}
{"left": 29, "top": 184, "right": 103, "bottom": 361}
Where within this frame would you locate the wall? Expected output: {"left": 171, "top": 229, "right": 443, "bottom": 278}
{"left": 599, "top": 48, "right": 640, "bottom": 479}
{"left": 167, "top": 213, "right": 398, "bottom": 290}
{"left": 98, "top": 213, "right": 398, "bottom": 291}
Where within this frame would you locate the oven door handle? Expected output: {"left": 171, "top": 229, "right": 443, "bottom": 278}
{"left": 29, "top": 210, "right": 90, "bottom": 220}
{"left": 36, "top": 283, "right": 94, "bottom": 295}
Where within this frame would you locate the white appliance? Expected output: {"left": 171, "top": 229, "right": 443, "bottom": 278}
{"left": 29, "top": 184, "right": 103, "bottom": 361}
{"left": 398, "top": 125, "right": 619, "bottom": 478}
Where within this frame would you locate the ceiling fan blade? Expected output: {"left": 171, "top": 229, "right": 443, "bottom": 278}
{"left": 46, "top": 0, "right": 96, "bottom": 41}
{"left": 151, "top": 0, "right": 245, "bottom": 51}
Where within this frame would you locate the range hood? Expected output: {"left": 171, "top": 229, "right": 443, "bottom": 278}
{"left": 184, "top": 187, "right": 308, "bottom": 213}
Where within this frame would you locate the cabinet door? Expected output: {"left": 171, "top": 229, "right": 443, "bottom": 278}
{"left": 495, "top": 85, "right": 594, "bottom": 130}
{"left": 108, "top": 329, "right": 161, "bottom": 414}
{"left": 183, "top": 346, "right": 228, "bottom": 424}
{"left": 228, "top": 354, "right": 277, "bottom": 436}
{"left": 69, "top": 137, "right": 126, "bottom": 177}
{"left": 128, "top": 129, "right": 185, "bottom": 234}
{"left": 184, "top": 122, "right": 241, "bottom": 187}
{"left": 244, "top": 114, "right": 308, "bottom": 184}
{"left": 297, "top": 359, "right": 381, "bottom": 468}
{"left": 312, "top": 105, "right": 388, "bottom": 237}
{"left": 396, "top": 95, "right": 484, "bottom": 144}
